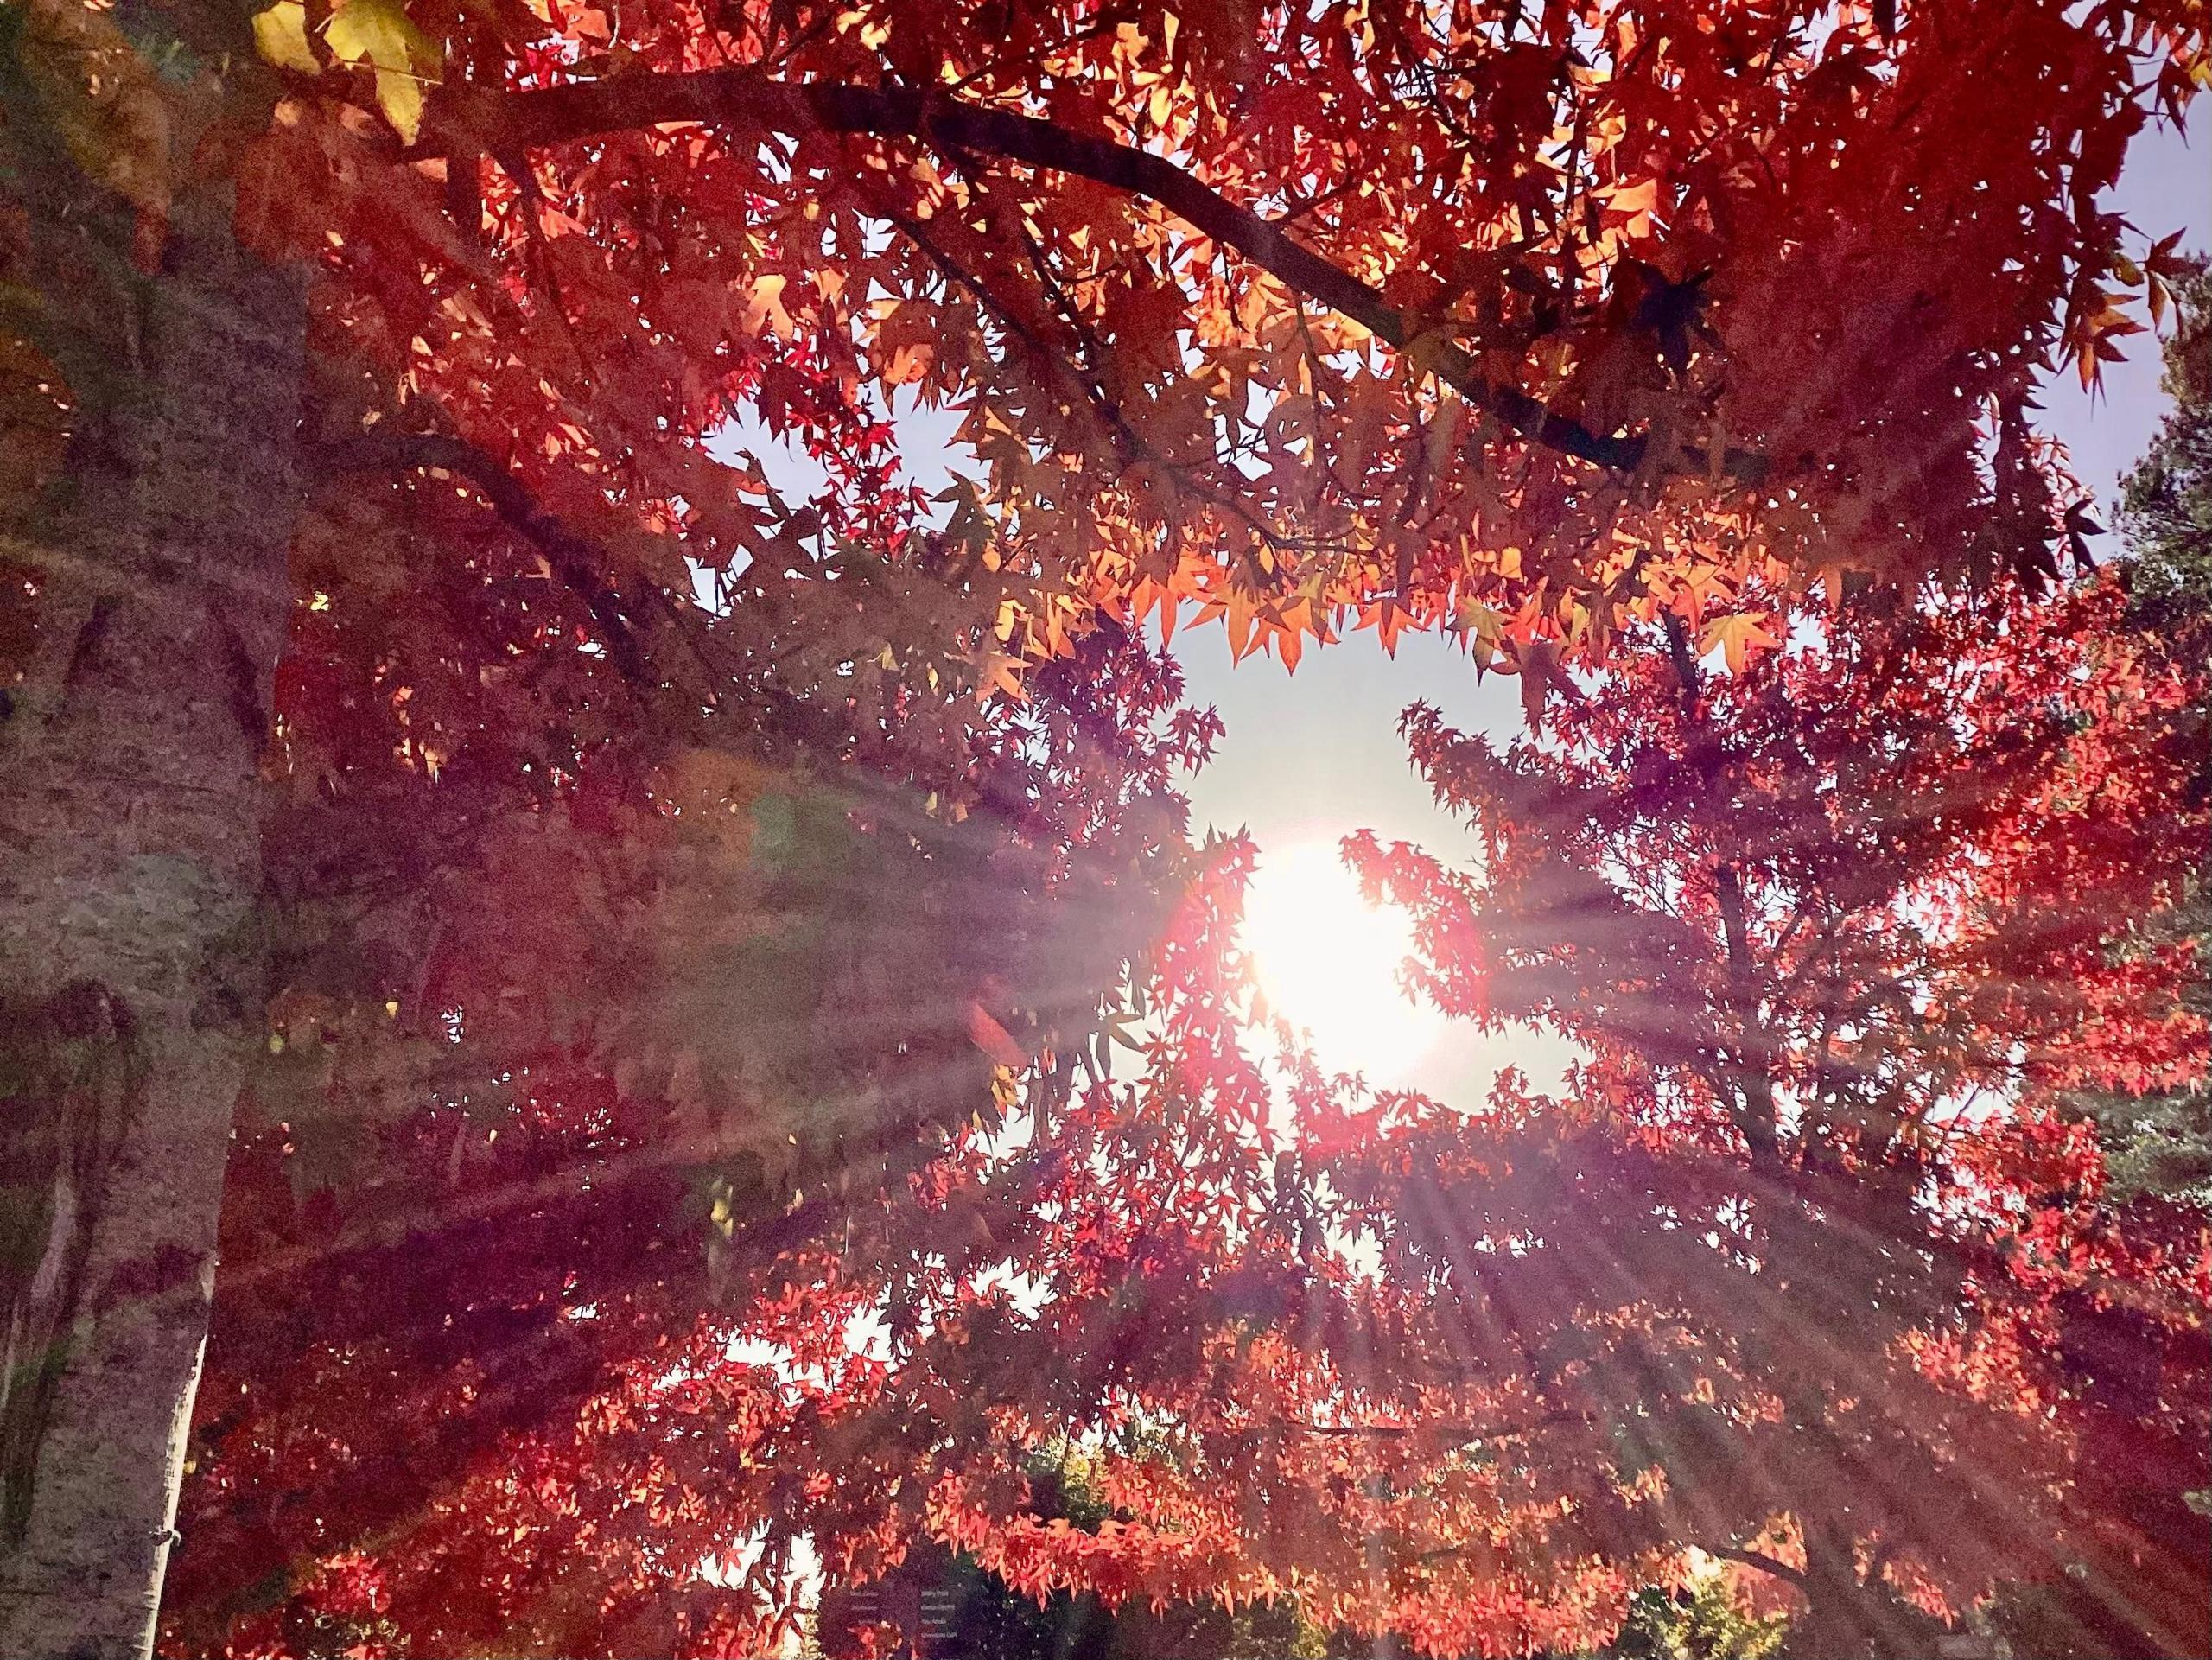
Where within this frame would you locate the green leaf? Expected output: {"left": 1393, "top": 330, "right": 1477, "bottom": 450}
{"left": 251, "top": 2, "right": 319, "bottom": 73}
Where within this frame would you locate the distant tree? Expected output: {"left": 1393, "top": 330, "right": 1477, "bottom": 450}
{"left": 1597, "top": 1578, "right": 1789, "bottom": 1660}
{"left": 1327, "top": 573, "right": 2208, "bottom": 1657}
{"left": 2090, "top": 255, "right": 2212, "bottom": 1210}
{"left": 816, "top": 1540, "right": 1325, "bottom": 1660}
{"left": 2120, "top": 258, "right": 2212, "bottom": 626}
{"left": 1976, "top": 258, "right": 2212, "bottom": 1660}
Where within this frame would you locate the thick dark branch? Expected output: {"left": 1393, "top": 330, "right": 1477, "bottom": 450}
{"left": 311, "top": 430, "right": 654, "bottom": 686}
{"left": 895, "top": 205, "right": 1294, "bottom": 549}
{"left": 1710, "top": 1544, "right": 1809, "bottom": 1590}
{"left": 419, "top": 73, "right": 1766, "bottom": 483}
{"left": 884, "top": 207, "right": 1144, "bottom": 474}
{"left": 315, "top": 432, "right": 898, "bottom": 760}
{"left": 1660, "top": 611, "right": 1701, "bottom": 704}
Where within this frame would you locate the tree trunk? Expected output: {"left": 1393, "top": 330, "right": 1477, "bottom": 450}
{"left": 1783, "top": 1534, "right": 1948, "bottom": 1660}
{"left": 0, "top": 45, "right": 307, "bottom": 1654}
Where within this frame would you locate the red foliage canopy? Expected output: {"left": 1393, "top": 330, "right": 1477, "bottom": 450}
{"left": 1325, "top": 575, "right": 2209, "bottom": 1653}
{"left": 10, "top": 0, "right": 2182, "bottom": 1647}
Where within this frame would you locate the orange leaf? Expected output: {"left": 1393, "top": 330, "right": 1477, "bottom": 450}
{"left": 966, "top": 1002, "right": 1025, "bottom": 1069}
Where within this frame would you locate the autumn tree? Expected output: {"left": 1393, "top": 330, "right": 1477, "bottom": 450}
{"left": 2088, "top": 253, "right": 2212, "bottom": 1209}
{"left": 162, "top": 804, "right": 1320, "bottom": 1657}
{"left": 811, "top": 1449, "right": 1329, "bottom": 1660}
{"left": 1975, "top": 254, "right": 2212, "bottom": 1660}
{"left": 1325, "top": 573, "right": 2209, "bottom": 1656}
{"left": 157, "top": 534, "right": 1224, "bottom": 1654}
{"left": 2, "top": 0, "right": 2205, "bottom": 1650}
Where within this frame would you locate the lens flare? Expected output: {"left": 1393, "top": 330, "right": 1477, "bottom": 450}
{"left": 1241, "top": 838, "right": 1446, "bottom": 1083}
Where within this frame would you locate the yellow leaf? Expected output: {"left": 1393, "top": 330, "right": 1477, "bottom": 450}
{"left": 324, "top": 0, "right": 440, "bottom": 142}
{"left": 325, "top": 0, "right": 435, "bottom": 68}
{"left": 741, "top": 273, "right": 796, "bottom": 341}
{"left": 1603, "top": 178, "right": 1661, "bottom": 231}
{"left": 1699, "top": 612, "right": 1781, "bottom": 676}
{"left": 252, "top": 1, "right": 319, "bottom": 73}
{"left": 372, "top": 69, "right": 424, "bottom": 143}
{"left": 1455, "top": 596, "right": 1510, "bottom": 666}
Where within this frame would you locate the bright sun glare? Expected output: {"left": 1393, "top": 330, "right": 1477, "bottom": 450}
{"left": 1241, "top": 839, "right": 1446, "bottom": 1082}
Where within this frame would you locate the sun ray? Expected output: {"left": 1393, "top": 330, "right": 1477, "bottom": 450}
{"left": 1242, "top": 839, "right": 1446, "bottom": 1082}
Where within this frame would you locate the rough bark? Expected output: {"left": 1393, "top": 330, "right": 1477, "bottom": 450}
{"left": 0, "top": 36, "right": 307, "bottom": 1655}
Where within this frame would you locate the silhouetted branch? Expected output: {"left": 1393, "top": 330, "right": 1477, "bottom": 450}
{"left": 417, "top": 73, "right": 1768, "bottom": 484}
{"left": 311, "top": 430, "right": 654, "bottom": 686}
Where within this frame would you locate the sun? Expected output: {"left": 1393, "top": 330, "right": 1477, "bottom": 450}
{"left": 1240, "top": 838, "right": 1446, "bottom": 1082}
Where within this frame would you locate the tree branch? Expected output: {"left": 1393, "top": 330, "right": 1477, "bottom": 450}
{"left": 417, "top": 73, "right": 1768, "bottom": 484}
{"left": 1710, "top": 1544, "right": 1809, "bottom": 1590}
{"left": 313, "top": 430, "right": 905, "bottom": 760}
{"left": 309, "top": 430, "right": 654, "bottom": 686}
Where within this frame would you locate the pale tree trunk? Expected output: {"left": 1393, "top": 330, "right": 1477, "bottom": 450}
{"left": 0, "top": 31, "right": 307, "bottom": 1653}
